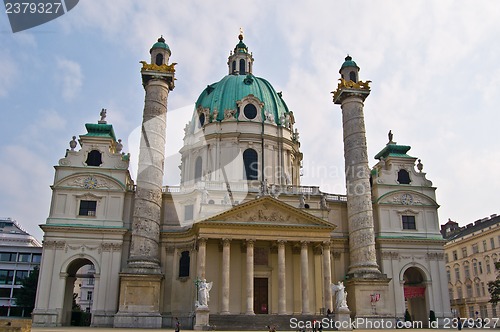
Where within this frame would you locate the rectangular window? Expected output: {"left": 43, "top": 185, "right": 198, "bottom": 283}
{"left": 473, "top": 262, "right": 478, "bottom": 276}
{"left": 462, "top": 247, "right": 468, "bottom": 258}
{"left": 479, "top": 261, "right": 483, "bottom": 274}
{"left": 453, "top": 250, "right": 458, "bottom": 260}
{"left": 487, "top": 262, "right": 491, "bottom": 274}
{"left": 0, "top": 270, "right": 14, "bottom": 285}
{"left": 14, "top": 270, "right": 29, "bottom": 285}
{"left": 184, "top": 205, "right": 194, "bottom": 221}
{"left": 0, "top": 252, "right": 16, "bottom": 262}
{"left": 449, "top": 288, "right": 454, "bottom": 300}
{"left": 455, "top": 268, "right": 460, "bottom": 280}
{"left": 481, "top": 282, "right": 486, "bottom": 296}
{"left": 32, "top": 253, "right": 42, "bottom": 263}
{"left": 86, "top": 291, "right": 93, "bottom": 301}
{"left": 466, "top": 284, "right": 473, "bottom": 297}
{"left": 402, "top": 215, "right": 416, "bottom": 230}
{"left": 469, "top": 306, "right": 475, "bottom": 318}
{"left": 472, "top": 244, "right": 479, "bottom": 254}
{"left": 464, "top": 265, "right": 470, "bottom": 279}
{"left": 17, "top": 253, "right": 30, "bottom": 262}
{"left": 483, "top": 240, "right": 488, "bottom": 252}
{"left": 79, "top": 200, "right": 97, "bottom": 216}
{"left": 480, "top": 305, "right": 487, "bottom": 319}
{"left": 491, "top": 238, "right": 496, "bottom": 249}
{"left": 87, "top": 278, "right": 94, "bottom": 286}
{"left": 445, "top": 253, "right": 449, "bottom": 263}
{"left": 475, "top": 283, "right": 481, "bottom": 297}
{"left": 447, "top": 270, "right": 451, "bottom": 282}
{"left": 457, "top": 286, "right": 463, "bottom": 299}
{"left": 0, "top": 288, "right": 11, "bottom": 298}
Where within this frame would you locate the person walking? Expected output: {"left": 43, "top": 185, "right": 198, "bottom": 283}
{"left": 174, "top": 317, "right": 181, "bottom": 332}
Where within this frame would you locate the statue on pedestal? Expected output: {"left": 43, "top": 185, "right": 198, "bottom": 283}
{"left": 198, "top": 279, "right": 213, "bottom": 307}
{"left": 331, "top": 281, "right": 348, "bottom": 309}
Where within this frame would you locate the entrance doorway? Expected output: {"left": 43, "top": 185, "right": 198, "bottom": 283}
{"left": 254, "top": 278, "right": 268, "bottom": 314}
{"left": 61, "top": 258, "right": 95, "bottom": 326}
{"left": 403, "top": 267, "right": 428, "bottom": 324}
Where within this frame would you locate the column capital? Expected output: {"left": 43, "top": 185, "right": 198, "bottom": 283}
{"left": 322, "top": 241, "right": 331, "bottom": 248}
{"left": 277, "top": 240, "right": 286, "bottom": 248}
{"left": 301, "top": 240, "right": 309, "bottom": 248}
{"left": 246, "top": 239, "right": 255, "bottom": 247}
{"left": 222, "top": 238, "right": 231, "bottom": 246}
{"left": 313, "top": 244, "right": 323, "bottom": 255}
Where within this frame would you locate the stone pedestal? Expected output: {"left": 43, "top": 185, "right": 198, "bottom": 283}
{"left": 113, "top": 273, "right": 163, "bottom": 328}
{"left": 336, "top": 307, "right": 352, "bottom": 331}
{"left": 345, "top": 275, "right": 391, "bottom": 319}
{"left": 194, "top": 306, "right": 210, "bottom": 330}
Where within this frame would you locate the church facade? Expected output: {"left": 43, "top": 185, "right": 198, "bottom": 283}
{"left": 32, "top": 33, "right": 451, "bottom": 329}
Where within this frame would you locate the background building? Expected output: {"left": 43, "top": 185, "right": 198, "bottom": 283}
{"left": 32, "top": 34, "right": 451, "bottom": 329}
{"left": 442, "top": 215, "right": 500, "bottom": 319}
{"left": 0, "top": 217, "right": 42, "bottom": 317}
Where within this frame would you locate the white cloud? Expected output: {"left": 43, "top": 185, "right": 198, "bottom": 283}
{"left": 0, "top": 54, "right": 18, "bottom": 98}
{"left": 56, "top": 58, "right": 83, "bottom": 101}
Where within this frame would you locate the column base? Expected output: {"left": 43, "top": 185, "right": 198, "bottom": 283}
{"left": 345, "top": 273, "right": 392, "bottom": 319}
{"left": 336, "top": 307, "right": 352, "bottom": 331}
{"left": 113, "top": 272, "right": 164, "bottom": 328}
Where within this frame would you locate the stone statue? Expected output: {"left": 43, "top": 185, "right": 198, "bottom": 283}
{"left": 69, "top": 136, "right": 77, "bottom": 151}
{"left": 320, "top": 194, "right": 328, "bottom": 210}
{"left": 331, "top": 281, "right": 348, "bottom": 309}
{"left": 99, "top": 108, "right": 107, "bottom": 123}
{"left": 298, "top": 193, "right": 305, "bottom": 208}
{"left": 198, "top": 279, "right": 213, "bottom": 307}
{"left": 388, "top": 130, "right": 393, "bottom": 143}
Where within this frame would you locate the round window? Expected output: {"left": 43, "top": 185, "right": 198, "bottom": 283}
{"left": 243, "top": 104, "right": 257, "bottom": 119}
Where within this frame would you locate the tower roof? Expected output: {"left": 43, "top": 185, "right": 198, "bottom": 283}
{"left": 150, "top": 36, "right": 170, "bottom": 54}
{"left": 82, "top": 123, "right": 117, "bottom": 141}
{"left": 374, "top": 142, "right": 414, "bottom": 160}
{"left": 340, "top": 55, "right": 359, "bottom": 72}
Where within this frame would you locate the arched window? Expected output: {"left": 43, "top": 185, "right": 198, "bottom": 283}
{"left": 179, "top": 251, "right": 190, "bottom": 278}
{"left": 239, "top": 59, "right": 246, "bottom": 75}
{"left": 86, "top": 150, "right": 102, "bottom": 166}
{"left": 155, "top": 53, "right": 164, "bottom": 66}
{"left": 194, "top": 156, "right": 202, "bottom": 182}
{"left": 232, "top": 61, "right": 236, "bottom": 74}
{"left": 243, "top": 149, "right": 258, "bottom": 180}
{"left": 243, "top": 104, "right": 257, "bottom": 119}
{"left": 349, "top": 71, "right": 357, "bottom": 82}
{"left": 397, "top": 169, "right": 411, "bottom": 184}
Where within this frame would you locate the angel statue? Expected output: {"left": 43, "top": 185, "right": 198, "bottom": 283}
{"left": 198, "top": 279, "right": 213, "bottom": 307}
{"left": 331, "top": 281, "right": 348, "bottom": 309}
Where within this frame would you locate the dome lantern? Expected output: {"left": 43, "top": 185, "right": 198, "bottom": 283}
{"left": 227, "top": 28, "right": 254, "bottom": 75}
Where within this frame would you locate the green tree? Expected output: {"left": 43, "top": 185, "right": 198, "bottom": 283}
{"left": 14, "top": 266, "right": 39, "bottom": 308}
{"left": 488, "top": 262, "right": 500, "bottom": 305}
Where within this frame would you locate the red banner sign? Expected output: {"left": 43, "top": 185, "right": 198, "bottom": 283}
{"left": 404, "top": 286, "right": 426, "bottom": 299}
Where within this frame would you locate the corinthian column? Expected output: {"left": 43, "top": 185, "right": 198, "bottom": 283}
{"left": 277, "top": 240, "right": 287, "bottom": 314}
{"left": 197, "top": 238, "right": 207, "bottom": 278}
{"left": 300, "top": 241, "right": 310, "bottom": 314}
{"left": 322, "top": 242, "right": 333, "bottom": 311}
{"left": 221, "top": 239, "right": 231, "bottom": 314}
{"left": 246, "top": 239, "right": 255, "bottom": 315}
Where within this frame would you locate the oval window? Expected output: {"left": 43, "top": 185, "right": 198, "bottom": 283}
{"left": 244, "top": 104, "right": 257, "bottom": 120}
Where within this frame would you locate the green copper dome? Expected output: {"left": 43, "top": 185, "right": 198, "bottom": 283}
{"left": 340, "top": 55, "right": 359, "bottom": 70}
{"left": 195, "top": 74, "right": 290, "bottom": 123}
{"left": 150, "top": 36, "right": 170, "bottom": 54}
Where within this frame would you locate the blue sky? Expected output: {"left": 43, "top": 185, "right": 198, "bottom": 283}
{"left": 1, "top": 1, "right": 500, "bottom": 241}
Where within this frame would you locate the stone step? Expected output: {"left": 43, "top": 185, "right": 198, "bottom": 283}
{"left": 208, "top": 314, "right": 330, "bottom": 331}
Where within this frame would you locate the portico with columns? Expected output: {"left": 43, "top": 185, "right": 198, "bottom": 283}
{"left": 190, "top": 196, "right": 335, "bottom": 316}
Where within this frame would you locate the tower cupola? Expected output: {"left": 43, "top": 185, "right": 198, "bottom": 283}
{"left": 340, "top": 55, "right": 360, "bottom": 82}
{"left": 150, "top": 36, "right": 171, "bottom": 66}
{"left": 227, "top": 29, "right": 254, "bottom": 75}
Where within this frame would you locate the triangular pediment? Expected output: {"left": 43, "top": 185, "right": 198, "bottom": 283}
{"left": 199, "top": 196, "right": 335, "bottom": 229}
